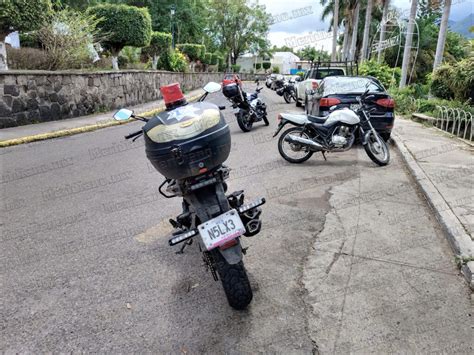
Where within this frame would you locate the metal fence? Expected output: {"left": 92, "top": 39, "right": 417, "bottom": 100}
{"left": 435, "top": 105, "right": 473, "bottom": 141}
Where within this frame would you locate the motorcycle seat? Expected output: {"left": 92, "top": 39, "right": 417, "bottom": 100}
{"left": 307, "top": 115, "right": 327, "bottom": 124}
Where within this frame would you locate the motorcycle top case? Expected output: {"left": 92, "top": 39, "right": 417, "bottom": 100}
{"left": 143, "top": 102, "right": 231, "bottom": 180}
{"left": 222, "top": 83, "right": 242, "bottom": 100}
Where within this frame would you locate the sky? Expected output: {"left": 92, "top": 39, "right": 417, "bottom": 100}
{"left": 260, "top": 0, "right": 473, "bottom": 52}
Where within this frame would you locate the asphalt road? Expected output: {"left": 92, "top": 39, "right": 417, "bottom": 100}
{"left": 1, "top": 85, "right": 472, "bottom": 353}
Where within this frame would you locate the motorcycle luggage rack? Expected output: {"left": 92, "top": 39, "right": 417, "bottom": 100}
{"left": 309, "top": 57, "right": 359, "bottom": 77}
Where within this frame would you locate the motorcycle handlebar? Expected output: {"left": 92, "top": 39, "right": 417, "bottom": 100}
{"left": 125, "top": 130, "right": 143, "bottom": 140}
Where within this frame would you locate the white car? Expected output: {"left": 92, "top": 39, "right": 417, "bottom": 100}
{"left": 295, "top": 67, "right": 346, "bottom": 107}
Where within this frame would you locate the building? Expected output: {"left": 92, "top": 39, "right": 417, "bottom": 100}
{"left": 236, "top": 51, "right": 301, "bottom": 74}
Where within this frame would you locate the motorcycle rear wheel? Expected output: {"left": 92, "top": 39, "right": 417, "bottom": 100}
{"left": 213, "top": 250, "right": 253, "bottom": 310}
{"left": 283, "top": 91, "right": 292, "bottom": 103}
{"left": 237, "top": 110, "right": 253, "bottom": 132}
{"left": 278, "top": 127, "right": 314, "bottom": 163}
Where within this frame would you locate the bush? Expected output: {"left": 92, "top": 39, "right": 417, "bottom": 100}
{"left": 19, "top": 32, "right": 41, "bottom": 48}
{"left": 272, "top": 66, "right": 279, "bottom": 73}
{"left": 176, "top": 44, "right": 205, "bottom": 62}
{"left": 210, "top": 53, "right": 219, "bottom": 65}
{"left": 87, "top": 4, "right": 152, "bottom": 69}
{"left": 359, "top": 60, "right": 398, "bottom": 89}
{"left": 262, "top": 61, "right": 271, "bottom": 70}
{"left": 0, "top": 0, "right": 52, "bottom": 37}
{"left": 255, "top": 63, "right": 261, "bottom": 70}
{"left": 157, "top": 49, "right": 188, "bottom": 72}
{"left": 231, "top": 64, "right": 240, "bottom": 73}
{"left": 37, "top": 9, "right": 101, "bottom": 70}
{"left": 142, "top": 31, "right": 171, "bottom": 69}
{"left": 6, "top": 47, "right": 50, "bottom": 70}
{"left": 217, "top": 56, "right": 225, "bottom": 71}
{"left": 432, "top": 58, "right": 474, "bottom": 101}
{"left": 202, "top": 52, "right": 212, "bottom": 65}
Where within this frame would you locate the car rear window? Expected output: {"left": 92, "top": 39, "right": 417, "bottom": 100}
{"left": 322, "top": 77, "right": 384, "bottom": 95}
{"left": 311, "top": 69, "right": 345, "bottom": 80}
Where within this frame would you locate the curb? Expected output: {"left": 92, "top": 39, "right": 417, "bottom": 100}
{"left": 392, "top": 133, "right": 474, "bottom": 289}
{"left": 0, "top": 93, "right": 202, "bottom": 148}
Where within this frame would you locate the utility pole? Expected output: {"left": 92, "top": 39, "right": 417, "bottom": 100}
{"left": 399, "top": 0, "right": 418, "bottom": 88}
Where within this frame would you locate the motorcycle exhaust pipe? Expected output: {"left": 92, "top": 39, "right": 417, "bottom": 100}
{"left": 244, "top": 219, "right": 261, "bottom": 237}
{"left": 284, "top": 134, "right": 324, "bottom": 150}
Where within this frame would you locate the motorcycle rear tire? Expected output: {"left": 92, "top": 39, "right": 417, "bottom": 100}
{"left": 283, "top": 91, "right": 292, "bottom": 104}
{"left": 237, "top": 111, "right": 253, "bottom": 132}
{"left": 213, "top": 251, "right": 253, "bottom": 310}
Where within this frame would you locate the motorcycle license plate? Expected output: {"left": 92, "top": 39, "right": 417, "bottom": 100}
{"left": 198, "top": 209, "right": 245, "bottom": 250}
{"left": 350, "top": 104, "right": 361, "bottom": 110}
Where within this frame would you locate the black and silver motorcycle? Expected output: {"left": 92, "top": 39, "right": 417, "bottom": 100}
{"left": 113, "top": 82, "right": 265, "bottom": 310}
{"left": 223, "top": 82, "right": 268, "bottom": 132}
{"left": 276, "top": 79, "right": 297, "bottom": 104}
{"left": 274, "top": 88, "right": 390, "bottom": 166}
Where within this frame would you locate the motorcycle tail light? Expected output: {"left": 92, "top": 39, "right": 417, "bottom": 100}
{"left": 376, "top": 98, "right": 395, "bottom": 108}
{"left": 219, "top": 239, "right": 239, "bottom": 250}
{"left": 311, "top": 81, "right": 319, "bottom": 89}
{"left": 320, "top": 98, "right": 341, "bottom": 107}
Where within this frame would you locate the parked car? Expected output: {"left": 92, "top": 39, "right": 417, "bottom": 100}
{"left": 295, "top": 67, "right": 346, "bottom": 107}
{"left": 306, "top": 76, "right": 395, "bottom": 141}
{"left": 222, "top": 73, "right": 242, "bottom": 87}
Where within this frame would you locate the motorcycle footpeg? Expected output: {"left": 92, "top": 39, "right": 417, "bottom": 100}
{"left": 244, "top": 219, "right": 261, "bottom": 237}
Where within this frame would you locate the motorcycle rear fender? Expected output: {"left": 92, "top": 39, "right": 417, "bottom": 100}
{"left": 217, "top": 240, "right": 243, "bottom": 264}
{"left": 273, "top": 119, "right": 290, "bottom": 137}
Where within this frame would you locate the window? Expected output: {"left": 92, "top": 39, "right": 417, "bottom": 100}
{"left": 311, "top": 69, "right": 345, "bottom": 80}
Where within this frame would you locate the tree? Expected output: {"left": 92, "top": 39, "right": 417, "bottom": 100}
{"left": 400, "top": 0, "right": 418, "bottom": 88}
{"left": 297, "top": 46, "right": 330, "bottom": 62}
{"left": 144, "top": 32, "right": 171, "bottom": 69}
{"left": 360, "top": 0, "right": 374, "bottom": 61}
{"left": 377, "top": 0, "right": 390, "bottom": 62}
{"left": 349, "top": 1, "right": 360, "bottom": 60}
{"left": 332, "top": 0, "right": 340, "bottom": 60}
{"left": 207, "top": 0, "right": 271, "bottom": 68}
{"left": 0, "top": 0, "right": 52, "bottom": 70}
{"left": 87, "top": 3, "right": 152, "bottom": 70}
{"left": 176, "top": 44, "right": 205, "bottom": 62}
{"left": 433, "top": 0, "right": 451, "bottom": 71}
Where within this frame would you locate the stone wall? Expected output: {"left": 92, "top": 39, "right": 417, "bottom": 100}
{"left": 0, "top": 70, "right": 248, "bottom": 128}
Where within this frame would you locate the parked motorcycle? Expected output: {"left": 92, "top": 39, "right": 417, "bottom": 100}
{"left": 273, "top": 88, "right": 390, "bottom": 166}
{"left": 113, "top": 82, "right": 265, "bottom": 310}
{"left": 276, "top": 80, "right": 297, "bottom": 104}
{"left": 223, "top": 82, "right": 269, "bottom": 132}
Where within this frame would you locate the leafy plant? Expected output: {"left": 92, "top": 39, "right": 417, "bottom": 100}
{"left": 231, "top": 64, "right": 241, "bottom": 73}
{"left": 176, "top": 44, "right": 205, "bottom": 62}
{"left": 37, "top": 8, "right": 101, "bottom": 70}
{"left": 157, "top": 49, "right": 188, "bottom": 72}
{"left": 210, "top": 53, "right": 219, "bottom": 65}
{"left": 6, "top": 47, "right": 50, "bottom": 70}
{"left": 432, "top": 58, "right": 474, "bottom": 101}
{"left": 87, "top": 3, "right": 152, "bottom": 69}
{"left": 202, "top": 52, "right": 212, "bottom": 65}
{"left": 143, "top": 31, "right": 172, "bottom": 69}
{"left": 255, "top": 63, "right": 261, "bottom": 70}
{"left": 0, "top": 0, "right": 52, "bottom": 38}
{"left": 359, "top": 60, "right": 398, "bottom": 89}
{"left": 272, "top": 66, "right": 279, "bottom": 74}
{"left": 262, "top": 61, "right": 271, "bottom": 70}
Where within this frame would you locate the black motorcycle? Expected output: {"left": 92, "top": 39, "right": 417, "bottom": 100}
{"left": 113, "top": 82, "right": 265, "bottom": 310}
{"left": 223, "top": 82, "right": 269, "bottom": 132}
{"left": 276, "top": 80, "right": 297, "bottom": 104}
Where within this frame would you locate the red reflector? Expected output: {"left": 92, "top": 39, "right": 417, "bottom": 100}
{"left": 376, "top": 98, "right": 395, "bottom": 108}
{"left": 199, "top": 167, "right": 208, "bottom": 174}
{"left": 320, "top": 98, "right": 341, "bottom": 107}
{"left": 219, "top": 239, "right": 238, "bottom": 250}
{"left": 311, "top": 81, "right": 319, "bottom": 89}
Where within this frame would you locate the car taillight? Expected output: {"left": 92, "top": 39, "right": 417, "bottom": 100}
{"left": 320, "top": 98, "right": 341, "bottom": 107}
{"left": 376, "top": 98, "right": 395, "bottom": 108}
{"left": 311, "top": 81, "right": 319, "bottom": 89}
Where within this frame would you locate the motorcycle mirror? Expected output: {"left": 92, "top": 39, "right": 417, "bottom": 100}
{"left": 203, "top": 82, "right": 222, "bottom": 93}
{"left": 218, "top": 105, "right": 226, "bottom": 110}
{"left": 113, "top": 108, "right": 133, "bottom": 121}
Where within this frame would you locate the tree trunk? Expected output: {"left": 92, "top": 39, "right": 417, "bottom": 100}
{"left": 152, "top": 55, "right": 158, "bottom": 70}
{"left": 342, "top": 19, "right": 350, "bottom": 60}
{"left": 332, "top": 0, "right": 340, "bottom": 61}
{"left": 400, "top": 0, "right": 418, "bottom": 88}
{"left": 112, "top": 56, "right": 119, "bottom": 70}
{"left": 377, "top": 0, "right": 390, "bottom": 63}
{"left": 360, "top": 0, "right": 374, "bottom": 62}
{"left": 349, "top": 2, "right": 360, "bottom": 61}
{"left": 433, "top": 0, "right": 451, "bottom": 71}
{"left": 0, "top": 41, "right": 7, "bottom": 70}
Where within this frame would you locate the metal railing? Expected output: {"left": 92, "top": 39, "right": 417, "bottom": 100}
{"left": 435, "top": 105, "right": 473, "bottom": 141}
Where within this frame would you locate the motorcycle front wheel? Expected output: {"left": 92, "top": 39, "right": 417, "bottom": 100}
{"left": 212, "top": 250, "right": 253, "bottom": 310}
{"left": 364, "top": 131, "right": 390, "bottom": 166}
{"left": 278, "top": 127, "right": 314, "bottom": 163}
{"left": 237, "top": 110, "right": 253, "bottom": 132}
{"left": 283, "top": 91, "right": 292, "bottom": 103}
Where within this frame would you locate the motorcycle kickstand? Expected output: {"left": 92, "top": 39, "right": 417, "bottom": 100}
{"left": 321, "top": 151, "right": 327, "bottom": 161}
{"left": 176, "top": 239, "right": 193, "bottom": 254}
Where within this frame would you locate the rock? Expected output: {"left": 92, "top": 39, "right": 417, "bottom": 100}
{"left": 27, "top": 98, "right": 39, "bottom": 110}
{"left": 3, "top": 95, "right": 13, "bottom": 107}
{"left": 27, "top": 110, "right": 40, "bottom": 121}
{"left": 39, "top": 105, "right": 52, "bottom": 121}
{"left": 4, "top": 85, "right": 19, "bottom": 97}
{"left": 49, "top": 93, "right": 59, "bottom": 102}
{"left": 0, "top": 117, "right": 17, "bottom": 128}
{"left": 0, "top": 102, "right": 11, "bottom": 116}
{"left": 51, "top": 103, "right": 61, "bottom": 118}
{"left": 11, "top": 99, "right": 25, "bottom": 113}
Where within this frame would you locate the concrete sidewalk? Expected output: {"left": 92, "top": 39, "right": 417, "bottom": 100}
{"left": 0, "top": 88, "right": 204, "bottom": 143}
{"left": 393, "top": 118, "right": 474, "bottom": 287}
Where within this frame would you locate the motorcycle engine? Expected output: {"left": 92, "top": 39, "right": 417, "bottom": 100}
{"left": 331, "top": 126, "right": 352, "bottom": 147}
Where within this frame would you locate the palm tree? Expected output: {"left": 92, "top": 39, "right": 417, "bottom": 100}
{"left": 349, "top": 1, "right": 360, "bottom": 61}
{"left": 360, "top": 0, "right": 374, "bottom": 61}
{"left": 433, "top": 0, "right": 452, "bottom": 71}
{"left": 377, "top": 0, "right": 390, "bottom": 62}
{"left": 400, "top": 0, "right": 418, "bottom": 88}
{"left": 332, "top": 0, "right": 340, "bottom": 60}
